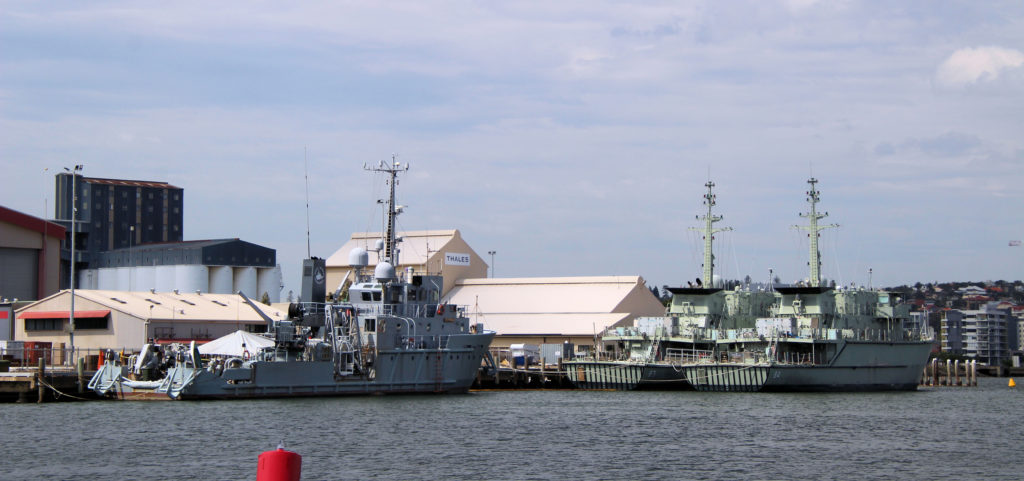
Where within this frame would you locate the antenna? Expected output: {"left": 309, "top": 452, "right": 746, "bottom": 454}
{"left": 688, "top": 180, "right": 731, "bottom": 287}
{"left": 792, "top": 177, "right": 838, "bottom": 287}
{"left": 304, "top": 147, "right": 311, "bottom": 258}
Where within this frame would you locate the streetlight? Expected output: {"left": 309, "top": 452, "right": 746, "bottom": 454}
{"left": 63, "top": 164, "right": 83, "bottom": 362}
{"left": 129, "top": 225, "right": 135, "bottom": 291}
{"left": 487, "top": 250, "right": 496, "bottom": 278}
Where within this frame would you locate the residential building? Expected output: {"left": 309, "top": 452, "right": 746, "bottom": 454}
{"left": 941, "top": 302, "right": 1011, "bottom": 365}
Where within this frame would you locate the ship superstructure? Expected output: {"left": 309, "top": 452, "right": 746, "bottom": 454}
{"left": 90, "top": 160, "right": 495, "bottom": 400}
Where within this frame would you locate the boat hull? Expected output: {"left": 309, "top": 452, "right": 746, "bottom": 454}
{"left": 684, "top": 340, "right": 933, "bottom": 392}
{"left": 563, "top": 361, "right": 689, "bottom": 390}
{"left": 174, "top": 332, "right": 494, "bottom": 400}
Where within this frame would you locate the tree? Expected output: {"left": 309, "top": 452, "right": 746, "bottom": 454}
{"left": 260, "top": 292, "right": 270, "bottom": 305}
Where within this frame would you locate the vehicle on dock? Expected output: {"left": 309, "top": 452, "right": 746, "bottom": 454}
{"left": 89, "top": 159, "right": 495, "bottom": 400}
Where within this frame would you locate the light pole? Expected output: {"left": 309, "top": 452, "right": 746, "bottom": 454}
{"left": 129, "top": 225, "right": 134, "bottom": 290}
{"left": 487, "top": 250, "right": 496, "bottom": 278}
{"left": 64, "top": 164, "right": 83, "bottom": 361}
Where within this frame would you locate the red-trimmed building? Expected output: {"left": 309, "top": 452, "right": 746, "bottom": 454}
{"left": 0, "top": 205, "right": 66, "bottom": 302}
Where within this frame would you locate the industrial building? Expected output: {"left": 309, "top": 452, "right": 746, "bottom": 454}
{"left": 325, "top": 228, "right": 666, "bottom": 353}
{"left": 445, "top": 276, "right": 666, "bottom": 351}
{"left": 0, "top": 205, "right": 66, "bottom": 302}
{"left": 78, "top": 238, "right": 283, "bottom": 302}
{"left": 325, "top": 230, "right": 486, "bottom": 296}
{"left": 55, "top": 173, "right": 184, "bottom": 288}
{"left": 14, "top": 289, "right": 287, "bottom": 351}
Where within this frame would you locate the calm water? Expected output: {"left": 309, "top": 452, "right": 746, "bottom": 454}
{"left": 1, "top": 378, "right": 1020, "bottom": 480}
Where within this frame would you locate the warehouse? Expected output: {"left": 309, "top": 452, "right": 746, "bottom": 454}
{"left": 0, "top": 205, "right": 65, "bottom": 302}
{"left": 325, "top": 229, "right": 486, "bottom": 296}
{"left": 445, "top": 276, "right": 666, "bottom": 353}
{"left": 14, "top": 289, "right": 286, "bottom": 352}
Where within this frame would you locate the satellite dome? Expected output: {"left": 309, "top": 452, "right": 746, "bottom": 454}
{"left": 349, "top": 247, "right": 369, "bottom": 267}
{"left": 375, "top": 261, "right": 396, "bottom": 281}
{"left": 374, "top": 239, "right": 385, "bottom": 251}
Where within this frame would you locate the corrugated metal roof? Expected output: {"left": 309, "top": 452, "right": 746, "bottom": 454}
{"left": 18, "top": 290, "right": 287, "bottom": 323}
{"left": 326, "top": 230, "right": 459, "bottom": 267}
{"left": 468, "top": 313, "right": 631, "bottom": 335}
{"left": 447, "top": 276, "right": 661, "bottom": 335}
{"left": 448, "top": 276, "right": 645, "bottom": 313}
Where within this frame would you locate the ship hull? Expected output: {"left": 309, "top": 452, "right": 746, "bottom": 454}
{"left": 563, "top": 361, "right": 690, "bottom": 390}
{"left": 684, "top": 341, "right": 933, "bottom": 392}
{"left": 173, "top": 332, "right": 493, "bottom": 400}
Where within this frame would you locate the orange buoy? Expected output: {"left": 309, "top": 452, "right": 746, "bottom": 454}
{"left": 1010, "top": 378, "right": 1017, "bottom": 388}
{"left": 97, "top": 349, "right": 105, "bottom": 369}
{"left": 257, "top": 446, "right": 302, "bottom": 481}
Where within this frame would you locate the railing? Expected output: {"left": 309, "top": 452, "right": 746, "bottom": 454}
{"left": 0, "top": 346, "right": 129, "bottom": 370}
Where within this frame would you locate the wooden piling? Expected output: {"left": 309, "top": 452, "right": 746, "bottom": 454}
{"left": 955, "top": 360, "right": 961, "bottom": 386}
{"left": 37, "top": 357, "right": 45, "bottom": 403}
{"left": 931, "top": 358, "right": 938, "bottom": 386}
{"left": 945, "top": 359, "right": 951, "bottom": 386}
{"left": 77, "top": 357, "right": 85, "bottom": 393}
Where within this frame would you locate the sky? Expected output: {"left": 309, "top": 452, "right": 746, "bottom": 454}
{"left": 2, "top": 1, "right": 1022, "bottom": 297}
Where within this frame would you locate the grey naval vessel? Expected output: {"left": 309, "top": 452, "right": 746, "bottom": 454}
{"left": 89, "top": 160, "right": 495, "bottom": 400}
{"left": 565, "top": 178, "right": 934, "bottom": 392}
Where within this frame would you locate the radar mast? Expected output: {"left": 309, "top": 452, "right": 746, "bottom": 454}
{"left": 689, "top": 181, "right": 731, "bottom": 287}
{"left": 365, "top": 156, "right": 409, "bottom": 267}
{"left": 794, "top": 177, "right": 838, "bottom": 287}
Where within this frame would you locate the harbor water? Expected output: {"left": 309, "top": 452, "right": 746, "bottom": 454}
{"left": 2, "top": 378, "right": 1020, "bottom": 480}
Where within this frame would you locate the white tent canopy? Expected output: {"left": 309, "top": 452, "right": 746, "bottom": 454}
{"left": 198, "top": 330, "right": 274, "bottom": 357}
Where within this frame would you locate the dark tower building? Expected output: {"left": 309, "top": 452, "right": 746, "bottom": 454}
{"left": 55, "top": 173, "right": 184, "bottom": 287}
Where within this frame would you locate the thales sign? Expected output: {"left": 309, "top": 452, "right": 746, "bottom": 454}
{"left": 444, "top": 253, "right": 471, "bottom": 266}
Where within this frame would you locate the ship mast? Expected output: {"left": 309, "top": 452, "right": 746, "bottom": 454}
{"left": 689, "top": 181, "right": 731, "bottom": 287}
{"left": 794, "top": 177, "right": 838, "bottom": 287}
{"left": 365, "top": 156, "right": 408, "bottom": 267}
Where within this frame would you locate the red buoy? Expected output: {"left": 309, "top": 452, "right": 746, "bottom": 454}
{"left": 257, "top": 447, "right": 302, "bottom": 481}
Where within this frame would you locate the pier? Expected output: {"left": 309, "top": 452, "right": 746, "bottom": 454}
{"left": 0, "top": 358, "right": 100, "bottom": 402}
{"left": 473, "top": 349, "right": 573, "bottom": 389}
{"left": 920, "top": 358, "right": 979, "bottom": 387}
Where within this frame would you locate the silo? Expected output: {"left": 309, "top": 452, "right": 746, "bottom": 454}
{"left": 135, "top": 266, "right": 157, "bottom": 292}
{"left": 257, "top": 266, "right": 283, "bottom": 302}
{"left": 209, "top": 266, "right": 234, "bottom": 294}
{"left": 115, "top": 267, "right": 131, "bottom": 291}
{"left": 233, "top": 266, "right": 258, "bottom": 298}
{"left": 97, "top": 268, "right": 118, "bottom": 290}
{"left": 78, "top": 269, "right": 96, "bottom": 289}
{"left": 155, "top": 266, "right": 176, "bottom": 292}
{"left": 176, "top": 265, "right": 209, "bottom": 293}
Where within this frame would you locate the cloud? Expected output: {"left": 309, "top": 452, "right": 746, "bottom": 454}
{"left": 935, "top": 46, "right": 1024, "bottom": 88}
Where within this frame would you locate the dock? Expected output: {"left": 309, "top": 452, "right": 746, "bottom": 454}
{"left": 473, "top": 349, "right": 574, "bottom": 389}
{"left": 0, "top": 359, "right": 101, "bottom": 403}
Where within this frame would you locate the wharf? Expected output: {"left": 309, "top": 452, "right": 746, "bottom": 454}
{"left": 0, "top": 365, "right": 101, "bottom": 403}
{"left": 473, "top": 349, "right": 575, "bottom": 389}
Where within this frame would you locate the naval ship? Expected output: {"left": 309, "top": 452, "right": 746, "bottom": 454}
{"left": 566, "top": 178, "right": 934, "bottom": 392}
{"left": 90, "top": 160, "right": 495, "bottom": 400}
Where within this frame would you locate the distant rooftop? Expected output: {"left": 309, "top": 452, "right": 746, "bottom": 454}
{"left": 82, "top": 176, "right": 181, "bottom": 190}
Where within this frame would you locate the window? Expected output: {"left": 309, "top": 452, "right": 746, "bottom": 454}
{"left": 77, "top": 317, "right": 108, "bottom": 330}
{"left": 25, "top": 318, "right": 63, "bottom": 331}
{"left": 364, "top": 318, "right": 376, "bottom": 332}
{"left": 372, "top": 291, "right": 382, "bottom": 301}
{"left": 361, "top": 292, "right": 371, "bottom": 301}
